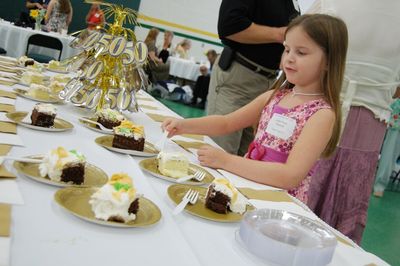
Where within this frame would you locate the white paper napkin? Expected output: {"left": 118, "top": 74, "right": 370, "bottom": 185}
{"left": 0, "top": 98, "right": 15, "bottom": 106}
{"left": 0, "top": 179, "right": 24, "bottom": 205}
{"left": 0, "top": 113, "right": 11, "bottom": 123}
{"left": 0, "top": 133, "right": 24, "bottom": 146}
{"left": 0, "top": 237, "right": 10, "bottom": 266}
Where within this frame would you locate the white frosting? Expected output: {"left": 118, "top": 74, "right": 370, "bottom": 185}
{"left": 34, "top": 103, "right": 56, "bottom": 115}
{"left": 49, "top": 80, "right": 64, "bottom": 93}
{"left": 28, "top": 84, "right": 51, "bottom": 97}
{"left": 89, "top": 178, "right": 138, "bottom": 223}
{"left": 18, "top": 56, "right": 34, "bottom": 66}
{"left": 157, "top": 151, "right": 189, "bottom": 178}
{"left": 20, "top": 71, "right": 44, "bottom": 84}
{"left": 39, "top": 148, "right": 86, "bottom": 182}
{"left": 96, "top": 108, "right": 125, "bottom": 122}
{"left": 209, "top": 179, "right": 248, "bottom": 214}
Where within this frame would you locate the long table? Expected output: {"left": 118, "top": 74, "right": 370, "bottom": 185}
{"left": 0, "top": 20, "right": 78, "bottom": 61}
{"left": 0, "top": 75, "right": 389, "bottom": 265}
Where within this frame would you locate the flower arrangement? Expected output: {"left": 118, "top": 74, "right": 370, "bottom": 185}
{"left": 30, "top": 9, "right": 47, "bottom": 30}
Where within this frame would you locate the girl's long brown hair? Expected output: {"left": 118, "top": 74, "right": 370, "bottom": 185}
{"left": 266, "top": 14, "right": 348, "bottom": 157}
{"left": 144, "top": 28, "right": 160, "bottom": 46}
{"left": 59, "top": 0, "right": 71, "bottom": 14}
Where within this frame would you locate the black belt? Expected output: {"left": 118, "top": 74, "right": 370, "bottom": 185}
{"left": 235, "top": 55, "right": 278, "bottom": 79}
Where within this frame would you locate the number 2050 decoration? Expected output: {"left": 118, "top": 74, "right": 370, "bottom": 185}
{"left": 59, "top": 2, "right": 149, "bottom": 112}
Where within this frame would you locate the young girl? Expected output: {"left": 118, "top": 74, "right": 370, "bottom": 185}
{"left": 45, "top": 0, "right": 72, "bottom": 33}
{"left": 162, "top": 14, "right": 348, "bottom": 204}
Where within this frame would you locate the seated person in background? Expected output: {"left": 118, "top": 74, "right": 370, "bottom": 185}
{"left": 174, "top": 39, "right": 191, "bottom": 59}
{"left": 45, "top": 0, "right": 72, "bottom": 33}
{"left": 190, "top": 65, "right": 210, "bottom": 109}
{"left": 86, "top": 4, "right": 104, "bottom": 30}
{"left": 144, "top": 28, "right": 170, "bottom": 83}
{"left": 158, "top": 31, "right": 174, "bottom": 63}
{"left": 26, "top": 0, "right": 50, "bottom": 11}
{"left": 206, "top": 49, "right": 218, "bottom": 71}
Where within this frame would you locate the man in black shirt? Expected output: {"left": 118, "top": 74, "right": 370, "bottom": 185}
{"left": 206, "top": 0, "right": 300, "bottom": 155}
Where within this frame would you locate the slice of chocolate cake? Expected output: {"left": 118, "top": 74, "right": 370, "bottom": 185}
{"left": 30, "top": 103, "right": 56, "bottom": 127}
{"left": 89, "top": 173, "right": 140, "bottom": 223}
{"left": 112, "top": 121, "right": 145, "bottom": 151}
{"left": 205, "top": 178, "right": 248, "bottom": 214}
{"left": 95, "top": 108, "right": 125, "bottom": 129}
{"left": 39, "top": 147, "right": 86, "bottom": 185}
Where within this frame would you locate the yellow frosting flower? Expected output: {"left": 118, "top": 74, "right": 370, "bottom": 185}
{"left": 214, "top": 178, "right": 238, "bottom": 203}
{"left": 109, "top": 173, "right": 136, "bottom": 200}
{"left": 116, "top": 120, "right": 144, "bottom": 135}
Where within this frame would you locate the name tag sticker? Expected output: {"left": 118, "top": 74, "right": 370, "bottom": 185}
{"left": 265, "top": 113, "right": 296, "bottom": 140}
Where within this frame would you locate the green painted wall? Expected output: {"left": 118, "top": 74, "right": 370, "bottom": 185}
{"left": 0, "top": 0, "right": 141, "bottom": 33}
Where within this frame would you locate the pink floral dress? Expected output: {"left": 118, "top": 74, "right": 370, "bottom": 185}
{"left": 246, "top": 88, "right": 331, "bottom": 203}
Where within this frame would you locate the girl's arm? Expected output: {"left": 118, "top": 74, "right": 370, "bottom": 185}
{"left": 163, "top": 90, "right": 274, "bottom": 137}
{"left": 199, "top": 108, "right": 335, "bottom": 190}
{"left": 45, "top": 0, "right": 54, "bottom": 23}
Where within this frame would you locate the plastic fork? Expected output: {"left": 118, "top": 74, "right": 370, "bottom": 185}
{"left": 78, "top": 117, "right": 113, "bottom": 133}
{"left": 0, "top": 156, "right": 43, "bottom": 164}
{"left": 172, "top": 189, "right": 199, "bottom": 215}
{"left": 176, "top": 170, "right": 206, "bottom": 183}
{"left": 154, "top": 130, "right": 169, "bottom": 151}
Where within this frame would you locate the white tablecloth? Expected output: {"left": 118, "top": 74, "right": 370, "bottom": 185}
{"left": 0, "top": 77, "right": 389, "bottom": 266}
{"left": 168, "top": 57, "right": 201, "bottom": 81}
{"left": 0, "top": 21, "right": 78, "bottom": 61}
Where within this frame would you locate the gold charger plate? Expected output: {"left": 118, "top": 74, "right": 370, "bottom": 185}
{"left": 55, "top": 187, "right": 161, "bottom": 227}
{"left": 13, "top": 88, "right": 62, "bottom": 104}
{"left": 95, "top": 136, "right": 158, "bottom": 157}
{"left": 13, "top": 158, "right": 108, "bottom": 187}
{"left": 6, "top": 111, "right": 73, "bottom": 132}
{"left": 78, "top": 116, "right": 113, "bottom": 135}
{"left": 139, "top": 158, "right": 214, "bottom": 186}
{"left": 168, "top": 184, "right": 254, "bottom": 222}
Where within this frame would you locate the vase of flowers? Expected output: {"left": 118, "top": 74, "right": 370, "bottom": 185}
{"left": 30, "top": 9, "right": 46, "bottom": 30}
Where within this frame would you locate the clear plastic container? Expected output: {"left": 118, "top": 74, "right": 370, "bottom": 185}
{"left": 239, "top": 209, "right": 337, "bottom": 266}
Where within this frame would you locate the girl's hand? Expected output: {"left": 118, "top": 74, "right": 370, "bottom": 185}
{"left": 162, "top": 118, "right": 184, "bottom": 137}
{"left": 197, "top": 145, "right": 230, "bottom": 169}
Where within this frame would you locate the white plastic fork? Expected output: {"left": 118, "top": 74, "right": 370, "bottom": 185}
{"left": 172, "top": 189, "right": 199, "bottom": 215}
{"left": 78, "top": 117, "right": 113, "bottom": 133}
{"left": 176, "top": 170, "right": 206, "bottom": 183}
{"left": 0, "top": 156, "right": 43, "bottom": 165}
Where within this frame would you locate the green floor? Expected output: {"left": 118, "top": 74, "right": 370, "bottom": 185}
{"left": 161, "top": 98, "right": 400, "bottom": 266}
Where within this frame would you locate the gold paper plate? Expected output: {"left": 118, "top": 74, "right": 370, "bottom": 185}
{"left": 6, "top": 111, "right": 73, "bottom": 132}
{"left": 78, "top": 117, "right": 113, "bottom": 135}
{"left": 55, "top": 187, "right": 161, "bottom": 227}
{"left": 139, "top": 158, "right": 214, "bottom": 185}
{"left": 168, "top": 184, "right": 254, "bottom": 222}
{"left": 95, "top": 136, "right": 158, "bottom": 157}
{"left": 13, "top": 158, "right": 108, "bottom": 187}
{"left": 13, "top": 88, "right": 62, "bottom": 104}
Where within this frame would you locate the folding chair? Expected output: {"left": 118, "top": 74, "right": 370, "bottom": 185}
{"left": 25, "top": 34, "right": 63, "bottom": 63}
{"left": 0, "top": 47, "right": 6, "bottom": 55}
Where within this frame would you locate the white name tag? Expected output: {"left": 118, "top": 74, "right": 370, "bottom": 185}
{"left": 265, "top": 113, "right": 297, "bottom": 140}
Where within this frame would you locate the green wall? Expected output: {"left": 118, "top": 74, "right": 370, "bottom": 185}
{"left": 0, "top": 0, "right": 141, "bottom": 33}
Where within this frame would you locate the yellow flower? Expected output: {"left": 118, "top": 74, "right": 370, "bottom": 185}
{"left": 30, "top": 9, "right": 39, "bottom": 18}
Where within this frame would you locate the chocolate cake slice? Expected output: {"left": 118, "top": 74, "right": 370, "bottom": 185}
{"left": 108, "top": 198, "right": 139, "bottom": 223}
{"left": 205, "top": 184, "right": 231, "bottom": 214}
{"left": 30, "top": 103, "right": 56, "bottom": 127}
{"left": 112, "top": 135, "right": 145, "bottom": 151}
{"left": 60, "top": 164, "right": 85, "bottom": 184}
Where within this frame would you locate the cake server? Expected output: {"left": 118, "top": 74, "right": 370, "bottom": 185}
{"left": 154, "top": 130, "right": 169, "bottom": 151}
{"left": 0, "top": 156, "right": 43, "bottom": 164}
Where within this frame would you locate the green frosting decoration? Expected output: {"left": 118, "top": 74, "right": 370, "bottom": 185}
{"left": 69, "top": 149, "right": 86, "bottom": 161}
{"left": 113, "top": 182, "right": 132, "bottom": 191}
